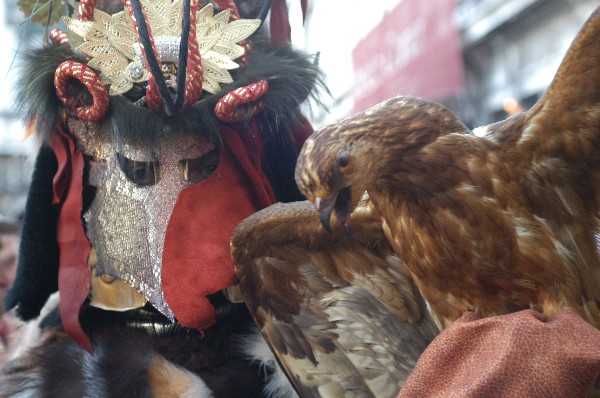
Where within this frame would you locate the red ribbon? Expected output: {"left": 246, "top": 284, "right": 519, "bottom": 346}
{"left": 270, "top": 0, "right": 291, "bottom": 44}
{"left": 49, "top": 126, "right": 93, "bottom": 352}
{"left": 162, "top": 122, "right": 276, "bottom": 330}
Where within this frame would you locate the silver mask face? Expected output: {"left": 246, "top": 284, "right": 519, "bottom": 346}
{"left": 71, "top": 119, "right": 217, "bottom": 319}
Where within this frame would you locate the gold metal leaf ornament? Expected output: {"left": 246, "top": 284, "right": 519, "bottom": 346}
{"left": 64, "top": 2, "right": 261, "bottom": 96}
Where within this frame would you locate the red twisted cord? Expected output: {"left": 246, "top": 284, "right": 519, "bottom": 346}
{"left": 121, "top": 0, "right": 163, "bottom": 110}
{"left": 78, "top": 0, "right": 97, "bottom": 21}
{"left": 54, "top": 61, "right": 110, "bottom": 121}
{"left": 184, "top": 0, "right": 204, "bottom": 108}
{"left": 215, "top": 80, "right": 268, "bottom": 123}
{"left": 53, "top": 1, "right": 108, "bottom": 121}
{"left": 49, "top": 29, "right": 69, "bottom": 45}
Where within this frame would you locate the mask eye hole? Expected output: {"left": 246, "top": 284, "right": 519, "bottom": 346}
{"left": 338, "top": 150, "right": 350, "bottom": 171}
{"left": 178, "top": 149, "right": 220, "bottom": 183}
{"left": 116, "top": 153, "right": 160, "bottom": 186}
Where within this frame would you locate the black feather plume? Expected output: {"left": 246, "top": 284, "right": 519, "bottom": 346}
{"left": 15, "top": 43, "right": 87, "bottom": 141}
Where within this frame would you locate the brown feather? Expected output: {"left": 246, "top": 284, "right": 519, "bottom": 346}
{"left": 231, "top": 200, "right": 438, "bottom": 397}
{"left": 295, "top": 7, "right": 600, "bottom": 331}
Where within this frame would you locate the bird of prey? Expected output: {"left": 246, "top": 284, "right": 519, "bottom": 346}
{"left": 232, "top": 5, "right": 600, "bottom": 398}
{"left": 294, "top": 6, "right": 600, "bottom": 331}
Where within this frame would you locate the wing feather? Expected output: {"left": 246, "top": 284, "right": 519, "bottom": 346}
{"left": 231, "top": 200, "right": 438, "bottom": 397}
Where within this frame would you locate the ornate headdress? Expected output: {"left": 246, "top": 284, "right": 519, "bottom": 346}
{"left": 7, "top": 0, "right": 321, "bottom": 351}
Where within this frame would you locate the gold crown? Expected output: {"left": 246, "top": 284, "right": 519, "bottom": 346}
{"left": 65, "top": 1, "right": 261, "bottom": 96}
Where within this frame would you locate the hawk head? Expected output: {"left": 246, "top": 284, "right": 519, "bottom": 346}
{"left": 295, "top": 96, "right": 469, "bottom": 233}
{"left": 294, "top": 128, "right": 359, "bottom": 232}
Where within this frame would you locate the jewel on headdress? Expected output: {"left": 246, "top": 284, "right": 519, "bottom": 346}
{"left": 129, "top": 64, "right": 144, "bottom": 79}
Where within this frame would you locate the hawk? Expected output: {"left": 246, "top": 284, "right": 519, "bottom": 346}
{"left": 233, "top": 5, "right": 600, "bottom": 397}
{"left": 294, "top": 7, "right": 600, "bottom": 330}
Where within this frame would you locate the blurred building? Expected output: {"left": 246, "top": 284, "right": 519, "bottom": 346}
{"left": 458, "top": 0, "right": 598, "bottom": 127}
{"left": 0, "top": 0, "right": 42, "bottom": 218}
{"left": 304, "top": 0, "right": 599, "bottom": 129}
{"left": 351, "top": 1, "right": 465, "bottom": 114}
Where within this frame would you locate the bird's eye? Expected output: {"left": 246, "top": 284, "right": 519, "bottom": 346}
{"left": 338, "top": 151, "right": 350, "bottom": 171}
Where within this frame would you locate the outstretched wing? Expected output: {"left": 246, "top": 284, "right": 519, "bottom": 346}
{"left": 231, "top": 199, "right": 438, "bottom": 397}
{"left": 488, "top": 7, "right": 600, "bottom": 315}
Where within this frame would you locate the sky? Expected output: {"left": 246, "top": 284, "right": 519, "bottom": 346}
{"left": 289, "top": 0, "right": 402, "bottom": 126}
{"left": 0, "top": 1, "right": 28, "bottom": 151}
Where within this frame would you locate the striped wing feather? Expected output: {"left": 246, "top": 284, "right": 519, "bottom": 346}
{"left": 231, "top": 200, "right": 438, "bottom": 397}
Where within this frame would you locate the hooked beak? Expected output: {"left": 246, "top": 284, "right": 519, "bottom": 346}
{"left": 316, "top": 195, "right": 336, "bottom": 233}
{"left": 316, "top": 187, "right": 352, "bottom": 234}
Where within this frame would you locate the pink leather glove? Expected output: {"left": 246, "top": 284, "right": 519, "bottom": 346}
{"left": 398, "top": 310, "right": 600, "bottom": 397}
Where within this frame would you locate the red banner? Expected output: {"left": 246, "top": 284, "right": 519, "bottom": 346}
{"left": 352, "top": 0, "right": 464, "bottom": 113}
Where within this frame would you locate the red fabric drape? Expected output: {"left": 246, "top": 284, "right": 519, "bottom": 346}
{"left": 162, "top": 123, "right": 276, "bottom": 331}
{"left": 50, "top": 127, "right": 92, "bottom": 352}
{"left": 270, "top": 0, "right": 291, "bottom": 44}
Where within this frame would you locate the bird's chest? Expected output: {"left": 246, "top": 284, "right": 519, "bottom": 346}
{"left": 373, "top": 189, "right": 518, "bottom": 291}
